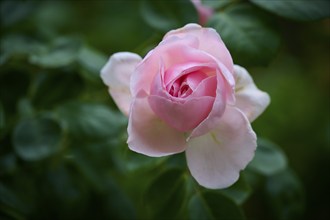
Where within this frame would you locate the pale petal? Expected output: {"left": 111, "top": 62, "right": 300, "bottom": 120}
{"left": 131, "top": 36, "right": 199, "bottom": 97}
{"left": 148, "top": 95, "right": 214, "bottom": 132}
{"left": 101, "top": 52, "right": 142, "bottom": 116}
{"left": 163, "top": 23, "right": 234, "bottom": 73}
{"left": 189, "top": 67, "right": 228, "bottom": 138}
{"left": 233, "top": 65, "right": 270, "bottom": 122}
{"left": 186, "top": 106, "right": 257, "bottom": 189}
{"left": 127, "top": 94, "right": 187, "bottom": 157}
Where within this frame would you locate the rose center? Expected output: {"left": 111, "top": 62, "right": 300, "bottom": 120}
{"left": 168, "top": 78, "right": 193, "bottom": 98}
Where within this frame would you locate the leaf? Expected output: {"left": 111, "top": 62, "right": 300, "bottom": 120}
{"left": 250, "top": 0, "right": 330, "bottom": 21}
{"left": 0, "top": 153, "right": 17, "bottom": 175}
{"left": 220, "top": 173, "right": 252, "bottom": 205}
{"left": 55, "top": 102, "right": 127, "bottom": 141}
{"left": 30, "top": 71, "right": 84, "bottom": 108}
{"left": 265, "top": 169, "right": 305, "bottom": 220}
{"left": 0, "top": 183, "right": 26, "bottom": 220}
{"left": 140, "top": 0, "right": 198, "bottom": 32}
{"left": 77, "top": 46, "right": 107, "bottom": 82}
{"left": 248, "top": 138, "right": 287, "bottom": 176}
{"left": 0, "top": 101, "right": 5, "bottom": 132}
{"left": 0, "top": 35, "right": 45, "bottom": 65}
{"left": 29, "top": 37, "right": 82, "bottom": 68}
{"left": 0, "top": 0, "right": 36, "bottom": 27}
{"left": 188, "top": 191, "right": 245, "bottom": 220}
{"left": 208, "top": 3, "right": 280, "bottom": 66}
{"left": 12, "top": 115, "right": 63, "bottom": 161}
{"left": 144, "top": 168, "right": 187, "bottom": 220}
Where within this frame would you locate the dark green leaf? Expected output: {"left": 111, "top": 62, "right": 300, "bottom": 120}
{"left": 0, "top": 70, "right": 30, "bottom": 116}
{"left": 144, "top": 168, "right": 187, "bottom": 220}
{"left": 77, "top": 46, "right": 107, "bottom": 83}
{"left": 250, "top": 0, "right": 330, "bottom": 21}
{"left": 55, "top": 102, "right": 127, "bottom": 140}
{"left": 29, "top": 37, "right": 82, "bottom": 68}
{"left": 0, "top": 153, "right": 17, "bottom": 175}
{"left": 220, "top": 173, "right": 252, "bottom": 205}
{"left": 0, "top": 0, "right": 36, "bottom": 27}
{"left": 140, "top": 0, "right": 198, "bottom": 32}
{"left": 0, "top": 35, "right": 45, "bottom": 65}
{"left": 248, "top": 138, "right": 287, "bottom": 176}
{"left": 265, "top": 169, "right": 305, "bottom": 220}
{"left": 30, "top": 71, "right": 84, "bottom": 108}
{"left": 188, "top": 191, "right": 245, "bottom": 220}
{"left": 0, "top": 183, "right": 26, "bottom": 220}
{"left": 208, "top": 3, "right": 280, "bottom": 66}
{"left": 12, "top": 115, "right": 63, "bottom": 161}
{"left": 201, "top": 0, "right": 234, "bottom": 9}
{"left": 0, "top": 101, "right": 4, "bottom": 132}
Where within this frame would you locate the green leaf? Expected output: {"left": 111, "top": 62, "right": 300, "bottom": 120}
{"left": 144, "top": 168, "right": 187, "bottom": 220}
{"left": 250, "top": 0, "right": 330, "bottom": 21}
{"left": 188, "top": 191, "right": 245, "bottom": 220}
{"left": 0, "top": 0, "right": 36, "bottom": 27}
{"left": 220, "top": 173, "right": 252, "bottom": 205}
{"left": 77, "top": 46, "right": 107, "bottom": 83}
{"left": 12, "top": 115, "right": 63, "bottom": 161}
{"left": 55, "top": 102, "right": 127, "bottom": 140}
{"left": 30, "top": 71, "right": 84, "bottom": 108}
{"left": 0, "top": 101, "right": 5, "bottom": 132}
{"left": 248, "top": 138, "right": 287, "bottom": 176}
{"left": 29, "top": 37, "right": 82, "bottom": 68}
{"left": 140, "top": 0, "right": 198, "bottom": 32}
{"left": 265, "top": 169, "right": 305, "bottom": 220}
{"left": 208, "top": 3, "right": 280, "bottom": 66}
{"left": 0, "top": 35, "right": 44, "bottom": 65}
{"left": 0, "top": 183, "right": 26, "bottom": 220}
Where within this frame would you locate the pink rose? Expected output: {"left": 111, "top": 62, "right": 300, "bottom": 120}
{"left": 101, "top": 24, "right": 270, "bottom": 189}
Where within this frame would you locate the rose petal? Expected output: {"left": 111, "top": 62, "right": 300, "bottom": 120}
{"left": 185, "top": 106, "right": 257, "bottom": 189}
{"left": 233, "top": 65, "right": 270, "bottom": 122}
{"left": 131, "top": 36, "right": 199, "bottom": 97}
{"left": 127, "top": 93, "right": 187, "bottom": 157}
{"left": 163, "top": 23, "right": 234, "bottom": 73}
{"left": 189, "top": 67, "right": 228, "bottom": 138}
{"left": 101, "top": 52, "right": 142, "bottom": 116}
{"left": 148, "top": 95, "right": 214, "bottom": 132}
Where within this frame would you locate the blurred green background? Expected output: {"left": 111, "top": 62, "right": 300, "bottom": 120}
{"left": 0, "top": 0, "right": 329, "bottom": 220}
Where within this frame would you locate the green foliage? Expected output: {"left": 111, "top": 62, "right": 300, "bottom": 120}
{"left": 0, "top": 0, "right": 328, "bottom": 219}
{"left": 13, "top": 115, "right": 63, "bottom": 161}
{"left": 188, "top": 191, "right": 245, "bottom": 220}
{"left": 140, "top": 0, "right": 198, "bottom": 32}
{"left": 248, "top": 138, "right": 287, "bottom": 176}
{"left": 208, "top": 3, "right": 280, "bottom": 66}
{"left": 265, "top": 169, "right": 305, "bottom": 220}
{"left": 250, "top": 0, "right": 330, "bottom": 21}
{"left": 144, "top": 168, "right": 188, "bottom": 220}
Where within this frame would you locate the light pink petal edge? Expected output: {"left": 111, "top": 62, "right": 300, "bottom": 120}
{"left": 127, "top": 94, "right": 187, "bottom": 157}
{"left": 186, "top": 106, "right": 257, "bottom": 189}
{"left": 100, "top": 52, "right": 142, "bottom": 116}
{"left": 233, "top": 65, "right": 270, "bottom": 122}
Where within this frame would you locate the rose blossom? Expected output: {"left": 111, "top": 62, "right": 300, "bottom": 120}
{"left": 101, "top": 23, "right": 270, "bottom": 189}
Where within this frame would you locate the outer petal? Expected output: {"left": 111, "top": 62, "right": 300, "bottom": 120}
{"left": 186, "top": 106, "right": 257, "bottom": 189}
{"left": 189, "top": 63, "right": 229, "bottom": 138}
{"left": 131, "top": 36, "right": 199, "bottom": 97}
{"left": 233, "top": 65, "right": 270, "bottom": 122}
{"left": 163, "top": 23, "right": 234, "bottom": 73}
{"left": 148, "top": 95, "right": 214, "bottom": 132}
{"left": 101, "top": 52, "right": 142, "bottom": 116}
{"left": 127, "top": 93, "right": 187, "bottom": 157}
